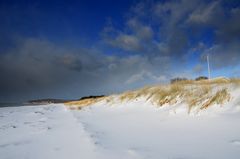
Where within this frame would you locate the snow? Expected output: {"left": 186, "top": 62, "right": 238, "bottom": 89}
{"left": 0, "top": 104, "right": 98, "bottom": 159}
{"left": 1, "top": 101, "right": 240, "bottom": 159}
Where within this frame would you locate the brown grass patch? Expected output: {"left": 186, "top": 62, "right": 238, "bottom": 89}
{"left": 229, "top": 78, "right": 240, "bottom": 85}
{"left": 118, "top": 79, "right": 234, "bottom": 110}
{"left": 200, "top": 89, "right": 231, "bottom": 109}
{"left": 151, "top": 84, "right": 184, "bottom": 106}
{"left": 64, "top": 96, "right": 105, "bottom": 110}
{"left": 120, "top": 91, "right": 138, "bottom": 101}
{"left": 119, "top": 84, "right": 185, "bottom": 106}
{"left": 186, "top": 85, "right": 212, "bottom": 113}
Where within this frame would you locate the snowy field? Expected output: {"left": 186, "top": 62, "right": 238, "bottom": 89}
{"left": 1, "top": 103, "right": 240, "bottom": 159}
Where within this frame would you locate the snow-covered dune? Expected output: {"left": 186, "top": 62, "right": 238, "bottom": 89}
{"left": 66, "top": 78, "right": 240, "bottom": 115}
{"left": 1, "top": 79, "right": 240, "bottom": 159}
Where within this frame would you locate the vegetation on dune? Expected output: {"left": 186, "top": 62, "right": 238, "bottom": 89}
{"left": 150, "top": 84, "right": 183, "bottom": 106}
{"left": 119, "top": 77, "right": 238, "bottom": 112}
{"left": 200, "top": 89, "right": 231, "bottom": 110}
{"left": 195, "top": 76, "right": 208, "bottom": 81}
{"left": 186, "top": 85, "right": 211, "bottom": 113}
{"left": 65, "top": 96, "right": 105, "bottom": 110}
{"left": 79, "top": 95, "right": 105, "bottom": 100}
{"left": 65, "top": 77, "right": 239, "bottom": 112}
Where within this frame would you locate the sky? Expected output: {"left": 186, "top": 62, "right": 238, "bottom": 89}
{"left": 0, "top": 0, "right": 240, "bottom": 102}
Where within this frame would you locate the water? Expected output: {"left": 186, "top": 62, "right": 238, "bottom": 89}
{"left": 0, "top": 102, "right": 26, "bottom": 108}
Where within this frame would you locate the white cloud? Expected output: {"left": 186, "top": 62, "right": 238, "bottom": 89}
{"left": 187, "top": 1, "right": 222, "bottom": 24}
{"left": 114, "top": 34, "right": 142, "bottom": 51}
{"left": 127, "top": 18, "right": 153, "bottom": 41}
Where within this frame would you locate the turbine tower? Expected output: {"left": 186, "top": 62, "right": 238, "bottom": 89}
{"left": 207, "top": 54, "right": 211, "bottom": 79}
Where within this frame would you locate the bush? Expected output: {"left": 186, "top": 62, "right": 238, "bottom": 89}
{"left": 195, "top": 76, "right": 208, "bottom": 81}
{"left": 80, "top": 95, "right": 105, "bottom": 100}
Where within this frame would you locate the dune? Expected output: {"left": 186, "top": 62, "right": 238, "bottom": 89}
{"left": 65, "top": 77, "right": 240, "bottom": 114}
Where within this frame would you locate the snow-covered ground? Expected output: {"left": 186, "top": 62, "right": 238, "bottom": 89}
{"left": 0, "top": 104, "right": 100, "bottom": 159}
{"left": 1, "top": 102, "right": 240, "bottom": 159}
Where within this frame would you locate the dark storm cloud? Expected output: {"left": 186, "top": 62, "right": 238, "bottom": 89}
{"left": 102, "top": 0, "right": 240, "bottom": 67}
{"left": 187, "top": 0, "right": 240, "bottom": 43}
{"left": 0, "top": 38, "right": 108, "bottom": 101}
{"left": 185, "top": 0, "right": 240, "bottom": 68}
{"left": 202, "top": 42, "right": 240, "bottom": 69}
{"left": 216, "top": 8, "right": 240, "bottom": 42}
{"left": 0, "top": 38, "right": 170, "bottom": 102}
{"left": 102, "top": 0, "right": 200, "bottom": 56}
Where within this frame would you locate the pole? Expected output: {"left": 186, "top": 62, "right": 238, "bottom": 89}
{"left": 207, "top": 54, "right": 211, "bottom": 79}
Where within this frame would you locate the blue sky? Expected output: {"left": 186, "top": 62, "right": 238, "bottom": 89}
{"left": 0, "top": 0, "right": 129, "bottom": 45}
{"left": 0, "top": 0, "right": 240, "bottom": 102}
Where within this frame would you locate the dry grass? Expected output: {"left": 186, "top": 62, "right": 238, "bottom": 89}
{"left": 120, "top": 91, "right": 138, "bottom": 101}
{"left": 65, "top": 77, "right": 239, "bottom": 112}
{"left": 118, "top": 77, "right": 237, "bottom": 112}
{"left": 120, "top": 83, "right": 199, "bottom": 107}
{"left": 229, "top": 78, "right": 240, "bottom": 85}
{"left": 119, "top": 84, "right": 185, "bottom": 106}
{"left": 64, "top": 97, "right": 105, "bottom": 110}
{"left": 186, "top": 85, "right": 212, "bottom": 113}
{"left": 200, "top": 89, "right": 231, "bottom": 110}
{"left": 151, "top": 84, "right": 184, "bottom": 106}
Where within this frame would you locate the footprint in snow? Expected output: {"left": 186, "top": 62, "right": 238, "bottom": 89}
{"left": 0, "top": 140, "right": 31, "bottom": 148}
{"left": 34, "top": 111, "right": 44, "bottom": 115}
{"left": 0, "top": 124, "right": 17, "bottom": 130}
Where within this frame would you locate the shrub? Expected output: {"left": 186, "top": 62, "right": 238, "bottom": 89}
{"left": 80, "top": 95, "right": 105, "bottom": 100}
{"left": 195, "top": 76, "right": 208, "bottom": 81}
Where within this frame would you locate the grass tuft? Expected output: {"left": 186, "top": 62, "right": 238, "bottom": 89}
{"left": 201, "top": 89, "right": 231, "bottom": 109}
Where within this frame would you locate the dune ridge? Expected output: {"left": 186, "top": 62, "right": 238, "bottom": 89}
{"left": 65, "top": 77, "right": 240, "bottom": 113}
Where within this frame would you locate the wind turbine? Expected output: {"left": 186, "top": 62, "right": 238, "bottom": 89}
{"left": 207, "top": 54, "right": 211, "bottom": 80}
